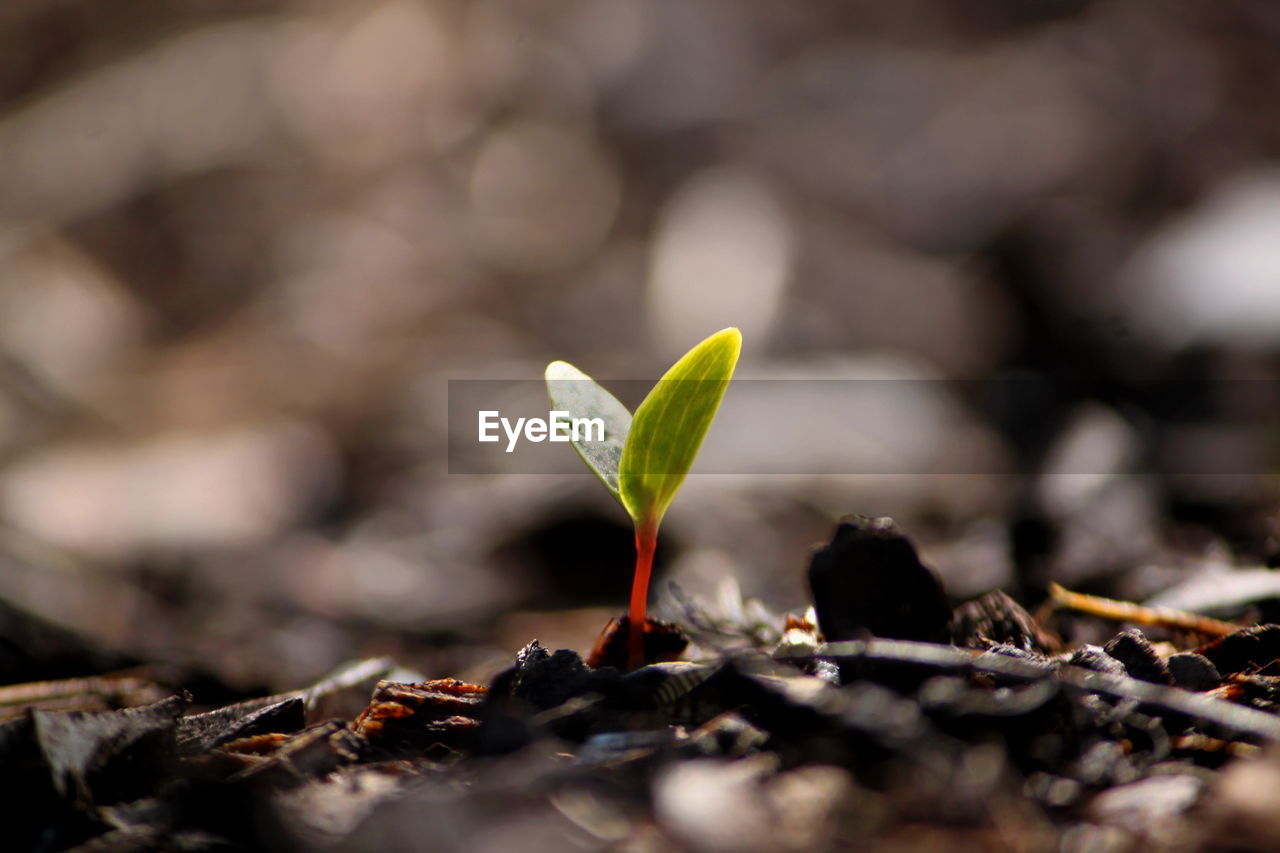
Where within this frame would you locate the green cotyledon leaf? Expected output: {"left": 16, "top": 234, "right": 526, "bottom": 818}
{"left": 545, "top": 360, "right": 632, "bottom": 502}
{"left": 619, "top": 327, "right": 741, "bottom": 528}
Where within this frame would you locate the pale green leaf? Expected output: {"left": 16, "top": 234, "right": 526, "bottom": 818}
{"left": 545, "top": 360, "right": 632, "bottom": 501}
{"left": 619, "top": 327, "right": 741, "bottom": 527}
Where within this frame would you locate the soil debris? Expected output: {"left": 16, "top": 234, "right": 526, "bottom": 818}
{"left": 9, "top": 521, "right": 1280, "bottom": 850}
{"left": 807, "top": 516, "right": 952, "bottom": 644}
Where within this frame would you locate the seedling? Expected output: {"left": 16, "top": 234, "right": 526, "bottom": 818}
{"left": 546, "top": 328, "right": 742, "bottom": 668}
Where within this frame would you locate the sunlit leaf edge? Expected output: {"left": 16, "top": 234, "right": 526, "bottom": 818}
{"left": 619, "top": 327, "right": 741, "bottom": 526}
{"left": 545, "top": 359, "right": 632, "bottom": 502}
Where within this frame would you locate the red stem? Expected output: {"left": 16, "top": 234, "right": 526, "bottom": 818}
{"left": 628, "top": 520, "right": 659, "bottom": 670}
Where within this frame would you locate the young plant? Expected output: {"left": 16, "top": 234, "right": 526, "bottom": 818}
{"left": 546, "top": 328, "right": 742, "bottom": 668}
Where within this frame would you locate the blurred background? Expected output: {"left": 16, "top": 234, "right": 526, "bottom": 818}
{"left": 1, "top": 0, "right": 1279, "bottom": 694}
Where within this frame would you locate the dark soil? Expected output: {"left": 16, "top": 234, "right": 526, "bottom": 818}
{"left": 8, "top": 517, "right": 1280, "bottom": 852}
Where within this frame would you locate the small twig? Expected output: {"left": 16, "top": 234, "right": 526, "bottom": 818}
{"left": 0, "top": 674, "right": 170, "bottom": 721}
{"left": 1047, "top": 582, "right": 1240, "bottom": 638}
{"left": 180, "top": 656, "right": 395, "bottom": 728}
{"left": 1172, "top": 733, "right": 1262, "bottom": 760}
{"left": 296, "top": 657, "right": 395, "bottom": 711}
{"left": 772, "top": 638, "right": 1280, "bottom": 743}
{"left": 0, "top": 675, "right": 158, "bottom": 708}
